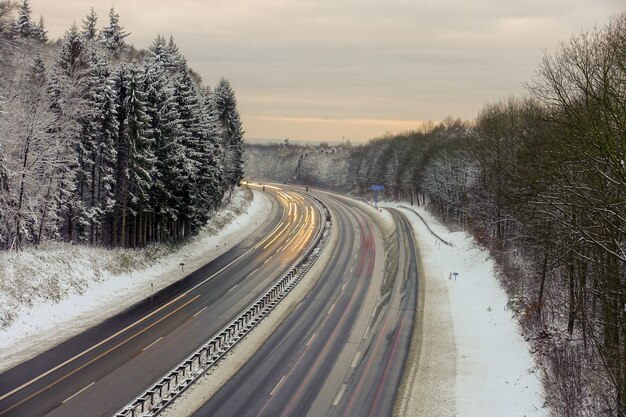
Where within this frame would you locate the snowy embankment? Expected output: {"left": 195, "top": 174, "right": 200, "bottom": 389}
{"left": 0, "top": 188, "right": 272, "bottom": 373}
{"left": 384, "top": 202, "right": 546, "bottom": 417}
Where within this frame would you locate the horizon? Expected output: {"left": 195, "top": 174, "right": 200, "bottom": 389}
{"left": 28, "top": 0, "right": 625, "bottom": 142}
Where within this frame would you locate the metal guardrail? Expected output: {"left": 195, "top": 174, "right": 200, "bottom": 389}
{"left": 113, "top": 196, "right": 331, "bottom": 417}
{"left": 399, "top": 205, "right": 453, "bottom": 247}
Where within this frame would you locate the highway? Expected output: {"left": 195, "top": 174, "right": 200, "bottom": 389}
{"left": 0, "top": 185, "right": 322, "bottom": 417}
{"left": 193, "top": 192, "right": 418, "bottom": 417}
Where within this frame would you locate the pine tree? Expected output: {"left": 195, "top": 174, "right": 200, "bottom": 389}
{"left": 197, "top": 86, "right": 223, "bottom": 209}
{"left": 31, "top": 16, "right": 47, "bottom": 42}
{"left": 77, "top": 47, "right": 119, "bottom": 244}
{"left": 81, "top": 7, "right": 98, "bottom": 41}
{"left": 13, "top": 0, "right": 34, "bottom": 38}
{"left": 172, "top": 69, "right": 207, "bottom": 236}
{"left": 112, "top": 64, "right": 154, "bottom": 247}
{"left": 167, "top": 35, "right": 186, "bottom": 70}
{"left": 142, "top": 62, "right": 186, "bottom": 242}
{"left": 214, "top": 78, "right": 244, "bottom": 190}
{"left": 57, "top": 23, "right": 85, "bottom": 77}
{"left": 101, "top": 7, "right": 128, "bottom": 57}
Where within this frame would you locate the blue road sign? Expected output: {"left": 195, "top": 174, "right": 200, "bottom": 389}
{"left": 370, "top": 185, "right": 385, "bottom": 191}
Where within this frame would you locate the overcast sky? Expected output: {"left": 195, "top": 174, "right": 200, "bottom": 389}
{"left": 30, "top": 0, "right": 624, "bottom": 142}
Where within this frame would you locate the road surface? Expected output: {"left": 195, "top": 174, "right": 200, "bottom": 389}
{"left": 192, "top": 192, "right": 418, "bottom": 417}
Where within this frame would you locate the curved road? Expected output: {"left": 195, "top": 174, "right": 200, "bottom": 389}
{"left": 193, "top": 191, "right": 418, "bottom": 417}
{"left": 0, "top": 185, "right": 322, "bottom": 417}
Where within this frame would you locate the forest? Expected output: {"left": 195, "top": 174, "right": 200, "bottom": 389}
{"left": 245, "top": 14, "right": 626, "bottom": 417}
{"left": 0, "top": 1, "right": 244, "bottom": 250}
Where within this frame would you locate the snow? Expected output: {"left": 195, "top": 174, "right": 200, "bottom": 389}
{"left": 0, "top": 188, "right": 273, "bottom": 373}
{"left": 382, "top": 202, "right": 546, "bottom": 417}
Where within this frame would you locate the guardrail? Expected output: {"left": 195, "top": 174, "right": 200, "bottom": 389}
{"left": 399, "top": 205, "right": 453, "bottom": 247}
{"left": 113, "top": 195, "right": 332, "bottom": 417}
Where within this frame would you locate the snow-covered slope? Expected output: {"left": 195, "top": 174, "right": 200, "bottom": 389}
{"left": 0, "top": 188, "right": 272, "bottom": 372}
{"left": 385, "top": 202, "right": 546, "bottom": 417}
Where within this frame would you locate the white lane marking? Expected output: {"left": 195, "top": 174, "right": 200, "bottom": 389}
{"left": 327, "top": 303, "right": 336, "bottom": 316}
{"left": 142, "top": 337, "right": 164, "bottom": 352}
{"left": 305, "top": 332, "right": 317, "bottom": 347}
{"left": 228, "top": 284, "right": 239, "bottom": 293}
{"left": 351, "top": 351, "right": 361, "bottom": 368}
{"left": 263, "top": 255, "right": 273, "bottom": 265}
{"left": 192, "top": 306, "right": 208, "bottom": 318}
{"left": 270, "top": 375, "right": 287, "bottom": 396}
{"left": 61, "top": 382, "right": 95, "bottom": 404}
{"left": 249, "top": 267, "right": 259, "bottom": 276}
{"left": 333, "top": 384, "right": 347, "bottom": 406}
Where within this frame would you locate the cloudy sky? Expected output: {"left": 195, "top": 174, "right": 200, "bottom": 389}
{"left": 30, "top": 0, "right": 624, "bottom": 142}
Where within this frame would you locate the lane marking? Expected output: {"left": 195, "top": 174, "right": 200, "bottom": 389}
{"left": 228, "top": 284, "right": 239, "bottom": 293}
{"left": 192, "top": 306, "right": 208, "bottom": 318}
{"left": 61, "top": 382, "right": 94, "bottom": 404}
{"left": 327, "top": 302, "right": 336, "bottom": 316}
{"left": 270, "top": 375, "right": 287, "bottom": 396}
{"left": 0, "top": 294, "right": 201, "bottom": 416}
{"left": 351, "top": 351, "right": 361, "bottom": 368}
{"left": 263, "top": 255, "right": 273, "bottom": 265}
{"left": 142, "top": 337, "right": 163, "bottom": 352}
{"left": 305, "top": 332, "right": 317, "bottom": 347}
{"left": 333, "top": 384, "right": 347, "bottom": 406}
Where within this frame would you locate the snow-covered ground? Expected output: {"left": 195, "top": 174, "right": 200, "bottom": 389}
{"left": 383, "top": 202, "right": 546, "bottom": 417}
{"left": 0, "top": 188, "right": 273, "bottom": 373}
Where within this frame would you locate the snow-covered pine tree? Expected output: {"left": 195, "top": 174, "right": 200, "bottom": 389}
{"left": 81, "top": 7, "right": 98, "bottom": 41}
{"left": 57, "top": 23, "right": 85, "bottom": 77}
{"left": 55, "top": 23, "right": 92, "bottom": 241}
{"left": 142, "top": 62, "right": 186, "bottom": 242}
{"left": 214, "top": 78, "right": 244, "bottom": 190}
{"left": 78, "top": 47, "right": 119, "bottom": 244}
{"left": 197, "top": 85, "right": 223, "bottom": 210}
{"left": 100, "top": 7, "right": 128, "bottom": 58}
{"left": 171, "top": 69, "right": 202, "bottom": 238}
{"left": 167, "top": 35, "right": 186, "bottom": 71}
{"left": 111, "top": 64, "right": 154, "bottom": 248}
{"left": 31, "top": 16, "right": 46, "bottom": 42}
{"left": 148, "top": 34, "right": 184, "bottom": 73}
{"left": 13, "top": 0, "right": 34, "bottom": 38}
{"left": 125, "top": 65, "right": 155, "bottom": 248}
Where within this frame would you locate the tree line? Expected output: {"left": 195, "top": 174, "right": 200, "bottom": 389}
{"left": 245, "top": 14, "right": 625, "bottom": 416}
{"left": 0, "top": 1, "right": 245, "bottom": 250}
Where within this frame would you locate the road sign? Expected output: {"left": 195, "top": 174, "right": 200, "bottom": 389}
{"left": 370, "top": 185, "right": 385, "bottom": 191}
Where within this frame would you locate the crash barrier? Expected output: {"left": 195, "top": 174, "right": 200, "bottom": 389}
{"left": 399, "top": 205, "right": 453, "bottom": 247}
{"left": 114, "top": 195, "right": 331, "bottom": 417}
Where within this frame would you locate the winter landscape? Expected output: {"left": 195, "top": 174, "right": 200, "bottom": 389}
{"left": 0, "top": 1, "right": 624, "bottom": 417}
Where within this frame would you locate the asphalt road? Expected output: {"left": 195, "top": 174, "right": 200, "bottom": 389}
{"left": 0, "top": 185, "right": 322, "bottom": 417}
{"left": 193, "top": 193, "right": 418, "bottom": 417}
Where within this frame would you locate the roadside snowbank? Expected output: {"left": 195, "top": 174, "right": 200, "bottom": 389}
{"left": 385, "top": 202, "right": 546, "bottom": 417}
{"left": 0, "top": 188, "right": 273, "bottom": 372}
